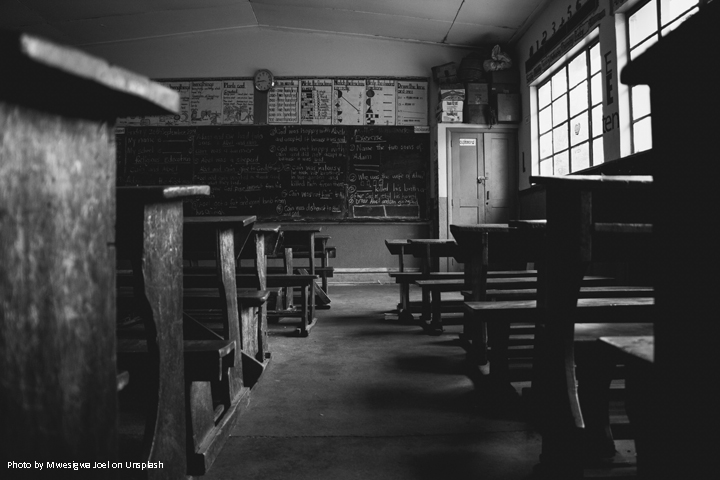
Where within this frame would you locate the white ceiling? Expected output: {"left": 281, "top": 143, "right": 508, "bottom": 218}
{"left": 1, "top": 0, "right": 550, "bottom": 48}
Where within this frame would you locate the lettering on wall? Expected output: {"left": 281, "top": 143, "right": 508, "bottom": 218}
{"left": 602, "top": 49, "right": 619, "bottom": 133}
{"left": 604, "top": 51, "right": 614, "bottom": 105}
{"left": 525, "top": 3, "right": 604, "bottom": 84}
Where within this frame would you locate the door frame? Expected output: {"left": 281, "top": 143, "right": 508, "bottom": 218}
{"left": 436, "top": 124, "right": 519, "bottom": 271}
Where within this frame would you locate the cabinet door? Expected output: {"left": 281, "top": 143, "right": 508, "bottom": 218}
{"left": 451, "top": 132, "right": 485, "bottom": 225}
{"left": 483, "top": 132, "right": 515, "bottom": 224}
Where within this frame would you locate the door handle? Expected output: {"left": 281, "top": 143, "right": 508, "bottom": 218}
{"left": 477, "top": 176, "right": 486, "bottom": 184}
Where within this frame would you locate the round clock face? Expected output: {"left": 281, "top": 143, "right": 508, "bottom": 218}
{"left": 254, "top": 69, "right": 274, "bottom": 91}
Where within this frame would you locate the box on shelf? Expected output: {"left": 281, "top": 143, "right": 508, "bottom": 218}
{"left": 436, "top": 100, "right": 464, "bottom": 123}
{"left": 496, "top": 93, "right": 520, "bottom": 123}
{"left": 438, "top": 84, "right": 465, "bottom": 102}
{"left": 466, "top": 82, "right": 489, "bottom": 105}
{"left": 432, "top": 62, "right": 459, "bottom": 84}
{"left": 465, "top": 104, "right": 490, "bottom": 124}
{"left": 489, "top": 69, "right": 519, "bottom": 84}
{"left": 490, "top": 83, "right": 519, "bottom": 94}
{"left": 436, "top": 110, "right": 463, "bottom": 123}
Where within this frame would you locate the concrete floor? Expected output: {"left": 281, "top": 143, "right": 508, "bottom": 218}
{"left": 203, "top": 284, "right": 543, "bottom": 480}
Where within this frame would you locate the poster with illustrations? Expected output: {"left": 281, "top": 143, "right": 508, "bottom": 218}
{"left": 300, "top": 79, "right": 333, "bottom": 125}
{"left": 365, "top": 79, "right": 396, "bottom": 125}
{"left": 332, "top": 79, "right": 365, "bottom": 125}
{"left": 190, "top": 80, "right": 223, "bottom": 125}
{"left": 222, "top": 80, "right": 254, "bottom": 124}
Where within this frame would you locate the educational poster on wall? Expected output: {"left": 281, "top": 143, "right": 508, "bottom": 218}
{"left": 158, "top": 81, "right": 191, "bottom": 125}
{"left": 190, "top": 81, "right": 223, "bottom": 125}
{"left": 365, "top": 79, "right": 396, "bottom": 125}
{"left": 396, "top": 80, "right": 428, "bottom": 126}
{"left": 222, "top": 80, "right": 254, "bottom": 124}
{"left": 117, "top": 116, "right": 148, "bottom": 127}
{"left": 268, "top": 79, "right": 300, "bottom": 124}
{"left": 332, "top": 79, "right": 365, "bottom": 125}
{"left": 300, "top": 79, "right": 333, "bottom": 125}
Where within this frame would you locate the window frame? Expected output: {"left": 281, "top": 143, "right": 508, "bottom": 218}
{"left": 625, "top": 0, "right": 701, "bottom": 153}
{"left": 535, "top": 38, "right": 603, "bottom": 176}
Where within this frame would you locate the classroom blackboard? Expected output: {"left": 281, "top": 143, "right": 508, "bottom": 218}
{"left": 116, "top": 125, "right": 428, "bottom": 221}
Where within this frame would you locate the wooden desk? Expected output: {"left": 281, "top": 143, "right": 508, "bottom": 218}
{"left": 243, "top": 224, "right": 282, "bottom": 359}
{"left": 0, "top": 31, "right": 178, "bottom": 473}
{"left": 449, "top": 224, "right": 542, "bottom": 363}
{"left": 279, "top": 225, "right": 323, "bottom": 278}
{"left": 278, "top": 224, "right": 322, "bottom": 325}
{"left": 405, "top": 239, "right": 463, "bottom": 326}
{"left": 529, "top": 174, "right": 653, "bottom": 478}
{"left": 620, "top": 5, "right": 720, "bottom": 478}
{"left": 116, "top": 185, "right": 210, "bottom": 479}
{"left": 184, "top": 216, "right": 256, "bottom": 396}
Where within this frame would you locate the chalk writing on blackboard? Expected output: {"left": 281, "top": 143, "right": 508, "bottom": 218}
{"left": 346, "top": 126, "right": 426, "bottom": 218}
{"left": 117, "top": 125, "right": 428, "bottom": 220}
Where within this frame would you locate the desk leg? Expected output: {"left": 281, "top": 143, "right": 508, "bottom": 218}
{"left": 308, "top": 233, "right": 316, "bottom": 322}
{"left": 533, "top": 187, "right": 590, "bottom": 479}
{"left": 216, "top": 227, "right": 244, "bottom": 402}
{"left": 130, "top": 201, "right": 187, "bottom": 480}
{"left": 254, "top": 233, "right": 270, "bottom": 361}
{"left": 465, "top": 236, "right": 489, "bottom": 369}
{"left": 284, "top": 247, "right": 294, "bottom": 310}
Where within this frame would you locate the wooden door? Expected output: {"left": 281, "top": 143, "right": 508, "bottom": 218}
{"left": 450, "top": 132, "right": 484, "bottom": 271}
{"left": 451, "top": 132, "right": 485, "bottom": 226}
{"left": 483, "top": 132, "right": 515, "bottom": 224}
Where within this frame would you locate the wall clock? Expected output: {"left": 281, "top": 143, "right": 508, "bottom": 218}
{"left": 253, "top": 69, "right": 275, "bottom": 91}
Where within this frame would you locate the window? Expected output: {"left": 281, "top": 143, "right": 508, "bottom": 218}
{"left": 537, "top": 42, "right": 603, "bottom": 176}
{"left": 627, "top": 0, "right": 700, "bottom": 152}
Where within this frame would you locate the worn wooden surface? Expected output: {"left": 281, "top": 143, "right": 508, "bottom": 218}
{"left": 117, "top": 197, "right": 187, "bottom": 480}
{"left": 0, "top": 31, "right": 179, "bottom": 121}
{"left": 0, "top": 100, "right": 118, "bottom": 471}
{"left": 1, "top": 29, "right": 181, "bottom": 478}
{"left": 116, "top": 186, "right": 209, "bottom": 479}
{"left": 599, "top": 335, "right": 654, "bottom": 364}
{"left": 249, "top": 226, "right": 279, "bottom": 360}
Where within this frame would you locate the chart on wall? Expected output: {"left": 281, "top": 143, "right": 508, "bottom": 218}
{"left": 332, "top": 79, "right": 366, "bottom": 125}
{"left": 118, "top": 77, "right": 428, "bottom": 127}
{"left": 365, "top": 79, "right": 397, "bottom": 125}
{"left": 300, "top": 79, "right": 333, "bottom": 125}
{"left": 268, "top": 79, "right": 300, "bottom": 124}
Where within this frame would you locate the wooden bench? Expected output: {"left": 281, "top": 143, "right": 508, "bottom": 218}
{"left": 384, "top": 239, "right": 465, "bottom": 322}
{"left": 598, "top": 335, "right": 654, "bottom": 474}
{"left": 117, "top": 211, "right": 271, "bottom": 476}
{"left": 183, "top": 216, "right": 271, "bottom": 378}
{"left": 464, "top": 297, "right": 654, "bottom": 383}
{"left": 271, "top": 234, "right": 336, "bottom": 294}
{"left": 416, "top": 275, "right": 618, "bottom": 334}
